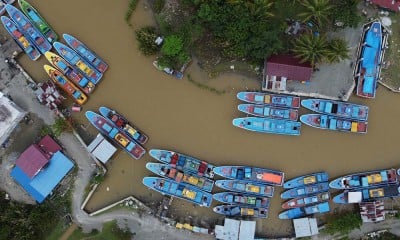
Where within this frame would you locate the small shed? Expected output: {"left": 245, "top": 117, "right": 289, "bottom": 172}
{"left": 293, "top": 218, "right": 319, "bottom": 238}
{"left": 348, "top": 191, "right": 363, "bottom": 203}
{"left": 215, "top": 218, "right": 255, "bottom": 240}
{"left": 0, "top": 91, "right": 25, "bottom": 145}
{"left": 87, "top": 133, "right": 117, "bottom": 164}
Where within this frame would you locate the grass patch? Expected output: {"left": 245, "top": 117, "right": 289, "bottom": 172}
{"left": 125, "top": 0, "right": 139, "bottom": 26}
{"left": 209, "top": 61, "right": 261, "bottom": 79}
{"left": 45, "top": 220, "right": 69, "bottom": 240}
{"left": 187, "top": 74, "right": 226, "bottom": 95}
{"left": 67, "top": 220, "right": 132, "bottom": 240}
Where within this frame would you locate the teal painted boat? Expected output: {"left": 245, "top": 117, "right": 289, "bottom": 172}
{"left": 281, "top": 192, "right": 330, "bottom": 209}
{"left": 215, "top": 180, "right": 274, "bottom": 197}
{"left": 213, "top": 192, "right": 270, "bottom": 208}
{"left": 238, "top": 104, "right": 298, "bottom": 120}
{"left": 279, "top": 202, "right": 330, "bottom": 219}
{"left": 333, "top": 184, "right": 400, "bottom": 204}
{"left": 213, "top": 166, "right": 284, "bottom": 186}
{"left": 213, "top": 205, "right": 268, "bottom": 218}
{"left": 233, "top": 117, "right": 301, "bottom": 136}
{"left": 283, "top": 172, "right": 329, "bottom": 189}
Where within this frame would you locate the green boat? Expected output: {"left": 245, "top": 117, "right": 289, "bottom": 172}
{"left": 18, "top": 0, "right": 58, "bottom": 43}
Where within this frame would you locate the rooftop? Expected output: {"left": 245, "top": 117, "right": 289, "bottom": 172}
{"left": 370, "top": 0, "right": 400, "bottom": 12}
{"left": 0, "top": 91, "right": 25, "bottom": 145}
{"left": 265, "top": 54, "right": 313, "bottom": 82}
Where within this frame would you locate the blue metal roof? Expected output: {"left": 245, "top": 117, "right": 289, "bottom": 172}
{"left": 10, "top": 151, "right": 74, "bottom": 203}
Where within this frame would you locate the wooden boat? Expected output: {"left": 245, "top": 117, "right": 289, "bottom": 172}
{"left": 53, "top": 42, "right": 102, "bottom": 84}
{"left": 215, "top": 180, "right": 274, "bottom": 197}
{"left": 85, "top": 111, "right": 146, "bottom": 160}
{"left": 283, "top": 172, "right": 329, "bottom": 189}
{"left": 355, "top": 22, "right": 383, "bottom": 99}
{"left": 1, "top": 16, "right": 40, "bottom": 60}
{"left": 5, "top": 4, "right": 51, "bottom": 54}
{"left": 333, "top": 184, "right": 400, "bottom": 204}
{"left": 99, "top": 106, "right": 148, "bottom": 145}
{"left": 329, "top": 168, "right": 399, "bottom": 189}
{"left": 63, "top": 33, "right": 108, "bottom": 73}
{"left": 278, "top": 202, "right": 330, "bottom": 219}
{"left": 153, "top": 60, "right": 183, "bottom": 79}
{"left": 149, "top": 149, "right": 215, "bottom": 179}
{"left": 43, "top": 65, "right": 87, "bottom": 105}
{"left": 18, "top": 0, "right": 58, "bottom": 43}
{"left": 143, "top": 177, "right": 212, "bottom": 207}
{"left": 146, "top": 162, "right": 214, "bottom": 192}
{"left": 238, "top": 104, "right": 298, "bottom": 120}
{"left": 232, "top": 117, "right": 301, "bottom": 136}
{"left": 300, "top": 114, "right": 367, "bottom": 133}
{"left": 281, "top": 192, "right": 330, "bottom": 209}
{"left": 301, "top": 99, "right": 369, "bottom": 121}
{"left": 281, "top": 182, "right": 329, "bottom": 199}
{"left": 213, "top": 192, "right": 270, "bottom": 208}
{"left": 213, "top": 166, "right": 284, "bottom": 186}
{"left": 237, "top": 92, "right": 300, "bottom": 108}
{"left": 213, "top": 205, "right": 268, "bottom": 218}
{"left": 44, "top": 51, "right": 94, "bottom": 94}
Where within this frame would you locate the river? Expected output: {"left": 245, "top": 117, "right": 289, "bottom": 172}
{"left": 13, "top": 0, "right": 400, "bottom": 237}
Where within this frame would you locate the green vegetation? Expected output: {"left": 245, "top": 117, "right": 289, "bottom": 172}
{"left": 154, "top": 0, "right": 165, "bottom": 14}
{"left": 324, "top": 211, "right": 362, "bottom": 235}
{"left": 298, "top": 0, "right": 333, "bottom": 28}
{"left": 187, "top": 74, "right": 226, "bottom": 95}
{"left": 40, "top": 117, "right": 71, "bottom": 137}
{"left": 135, "top": 26, "right": 159, "bottom": 56}
{"left": 158, "top": 35, "right": 190, "bottom": 68}
{"left": 331, "top": 0, "right": 362, "bottom": 28}
{"left": 67, "top": 220, "right": 132, "bottom": 240}
{"left": 125, "top": 0, "right": 139, "bottom": 25}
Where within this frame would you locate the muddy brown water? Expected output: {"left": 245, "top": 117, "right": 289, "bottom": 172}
{"left": 11, "top": 0, "right": 400, "bottom": 236}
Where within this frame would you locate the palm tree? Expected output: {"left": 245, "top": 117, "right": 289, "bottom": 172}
{"left": 292, "top": 34, "right": 329, "bottom": 68}
{"left": 298, "top": 0, "right": 333, "bottom": 28}
{"left": 227, "top": 0, "right": 274, "bottom": 20}
{"left": 326, "top": 38, "right": 350, "bottom": 63}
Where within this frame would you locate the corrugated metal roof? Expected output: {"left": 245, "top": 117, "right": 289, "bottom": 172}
{"left": 266, "top": 54, "right": 313, "bottom": 81}
{"left": 239, "top": 220, "right": 255, "bottom": 240}
{"left": 371, "top": 0, "right": 400, "bottom": 12}
{"left": 294, "top": 218, "right": 319, "bottom": 238}
{"left": 38, "top": 135, "right": 62, "bottom": 154}
{"left": 87, "top": 134, "right": 117, "bottom": 164}
{"left": 15, "top": 145, "right": 50, "bottom": 178}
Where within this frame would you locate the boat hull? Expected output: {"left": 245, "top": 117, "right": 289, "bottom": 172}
{"left": 233, "top": 117, "right": 301, "bottom": 136}
{"left": 329, "top": 168, "right": 399, "bottom": 189}
{"left": 146, "top": 162, "right": 214, "bottom": 192}
{"left": 143, "top": 177, "right": 212, "bottom": 207}
{"left": 300, "top": 114, "right": 367, "bottom": 133}
{"left": 333, "top": 184, "right": 400, "bottom": 204}
{"left": 99, "top": 106, "right": 148, "bottom": 145}
{"left": 280, "top": 182, "right": 330, "bottom": 199}
{"left": 215, "top": 180, "right": 274, "bottom": 197}
{"left": 85, "top": 111, "right": 146, "bottom": 159}
{"left": 281, "top": 192, "right": 330, "bottom": 209}
{"left": 213, "top": 192, "right": 270, "bottom": 208}
{"left": 213, "top": 166, "right": 284, "bottom": 186}
{"left": 238, "top": 104, "right": 298, "bottom": 120}
{"left": 279, "top": 202, "right": 330, "bottom": 219}
{"left": 283, "top": 172, "right": 329, "bottom": 189}
{"left": 213, "top": 205, "right": 268, "bottom": 218}
{"left": 237, "top": 92, "right": 300, "bottom": 108}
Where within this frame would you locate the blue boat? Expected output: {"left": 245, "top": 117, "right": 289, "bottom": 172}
{"left": 63, "top": 33, "right": 108, "bottom": 73}
{"left": 53, "top": 41, "right": 102, "bottom": 84}
{"left": 213, "top": 205, "right": 268, "bottom": 218}
{"left": 278, "top": 202, "right": 330, "bottom": 219}
{"left": 146, "top": 162, "right": 214, "bottom": 192}
{"left": 142, "top": 177, "right": 213, "bottom": 207}
{"left": 281, "top": 182, "right": 329, "bottom": 199}
{"left": 5, "top": 4, "right": 51, "bottom": 54}
{"left": 85, "top": 111, "right": 146, "bottom": 160}
{"left": 213, "top": 166, "right": 284, "bottom": 186}
{"left": 237, "top": 92, "right": 300, "bottom": 108}
{"left": 333, "top": 184, "right": 400, "bottom": 204}
{"left": 329, "top": 168, "right": 399, "bottom": 190}
{"left": 215, "top": 180, "right": 274, "bottom": 197}
{"left": 355, "top": 22, "right": 383, "bottom": 99}
{"left": 301, "top": 99, "right": 369, "bottom": 121}
{"left": 283, "top": 172, "right": 329, "bottom": 189}
{"left": 300, "top": 114, "right": 367, "bottom": 133}
{"left": 213, "top": 192, "right": 270, "bottom": 208}
{"left": 99, "top": 106, "right": 148, "bottom": 145}
{"left": 237, "top": 104, "right": 298, "bottom": 120}
{"left": 149, "top": 149, "right": 215, "bottom": 179}
{"left": 282, "top": 192, "right": 330, "bottom": 209}
{"left": 0, "top": 3, "right": 4, "bottom": 16}
{"left": 232, "top": 117, "right": 301, "bottom": 136}
{"left": 1, "top": 16, "right": 40, "bottom": 60}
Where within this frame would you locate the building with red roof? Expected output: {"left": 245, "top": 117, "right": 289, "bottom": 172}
{"left": 370, "top": 0, "right": 400, "bottom": 12}
{"left": 262, "top": 54, "right": 313, "bottom": 92}
{"left": 15, "top": 145, "right": 50, "bottom": 178}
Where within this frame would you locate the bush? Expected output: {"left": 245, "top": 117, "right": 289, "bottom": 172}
{"left": 135, "top": 26, "right": 159, "bottom": 56}
{"left": 125, "top": 0, "right": 139, "bottom": 25}
{"left": 324, "top": 211, "right": 362, "bottom": 235}
{"left": 154, "top": 0, "right": 165, "bottom": 14}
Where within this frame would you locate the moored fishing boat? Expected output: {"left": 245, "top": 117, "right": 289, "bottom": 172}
{"left": 283, "top": 172, "right": 329, "bottom": 189}
{"left": 355, "top": 21, "right": 383, "bottom": 99}
{"left": 333, "top": 184, "right": 400, "bottom": 204}
{"left": 215, "top": 180, "right": 274, "bottom": 197}
{"left": 44, "top": 65, "right": 87, "bottom": 105}
{"left": 281, "top": 192, "right": 330, "bottom": 209}
{"left": 45, "top": 51, "right": 94, "bottom": 94}
{"left": 18, "top": 0, "right": 58, "bottom": 43}
{"left": 237, "top": 92, "right": 300, "bottom": 108}
{"left": 99, "top": 106, "right": 148, "bottom": 145}
{"left": 1, "top": 16, "right": 40, "bottom": 60}
{"left": 6, "top": 4, "right": 51, "bottom": 54}
{"left": 213, "top": 166, "right": 284, "bottom": 186}
{"left": 238, "top": 104, "right": 298, "bottom": 120}
{"left": 53, "top": 42, "right": 102, "bottom": 84}
{"left": 278, "top": 202, "right": 330, "bottom": 219}
{"left": 153, "top": 60, "right": 183, "bottom": 79}
{"left": 0, "top": 3, "right": 5, "bottom": 16}
{"left": 213, "top": 205, "right": 268, "bottom": 218}
{"left": 146, "top": 162, "right": 214, "bottom": 192}
{"left": 85, "top": 111, "right": 146, "bottom": 159}
{"left": 149, "top": 149, "right": 215, "bottom": 179}
{"left": 329, "top": 168, "right": 399, "bottom": 189}
{"left": 213, "top": 192, "right": 270, "bottom": 208}
{"left": 63, "top": 33, "right": 108, "bottom": 73}
{"left": 300, "top": 114, "right": 367, "bottom": 133}
{"left": 232, "top": 117, "right": 301, "bottom": 136}
{"left": 281, "top": 182, "right": 329, "bottom": 199}
{"left": 143, "top": 177, "right": 212, "bottom": 207}
{"left": 301, "top": 99, "right": 369, "bottom": 121}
